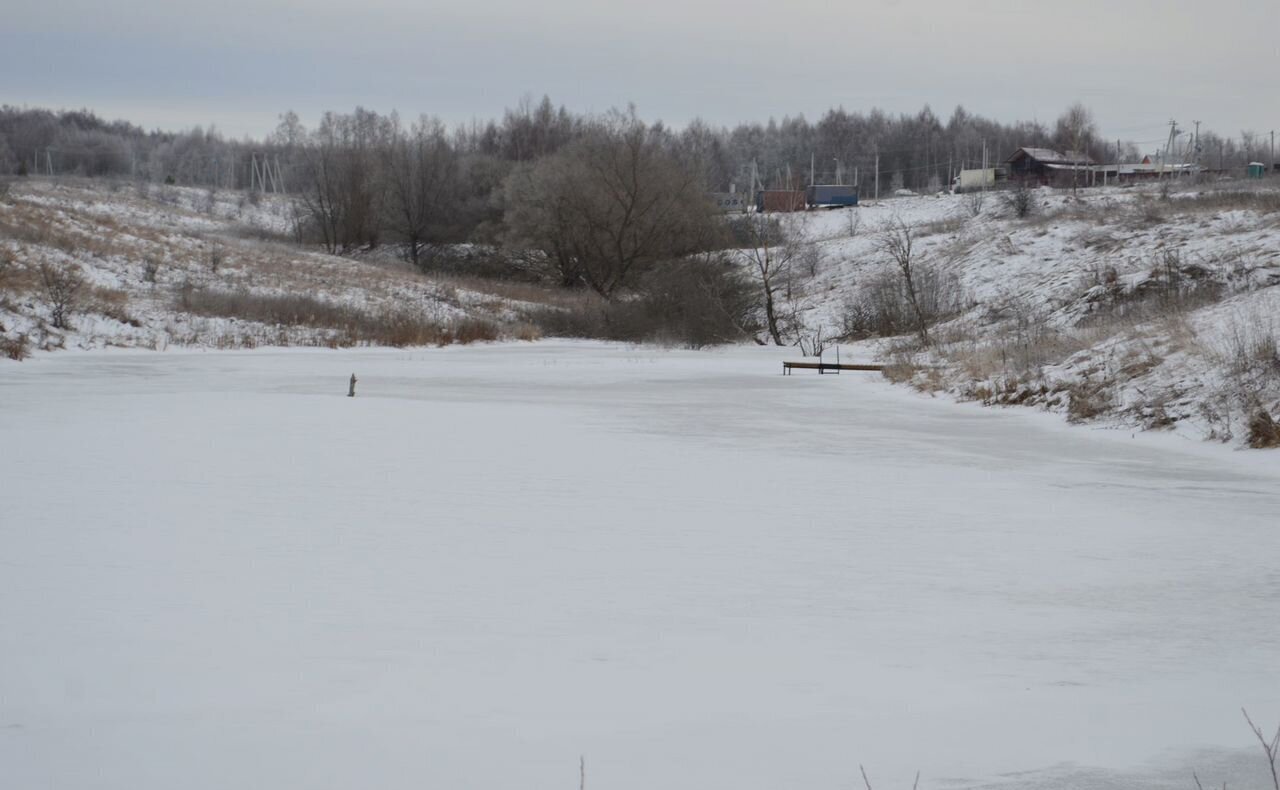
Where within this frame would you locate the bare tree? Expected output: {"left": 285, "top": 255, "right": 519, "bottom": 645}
{"left": 296, "top": 109, "right": 390, "bottom": 254}
{"left": 878, "top": 218, "right": 931, "bottom": 346}
{"left": 39, "top": 262, "right": 84, "bottom": 329}
{"left": 502, "top": 109, "right": 717, "bottom": 299}
{"left": 1054, "top": 103, "right": 1097, "bottom": 196}
{"left": 383, "top": 116, "right": 457, "bottom": 270}
{"left": 732, "top": 214, "right": 812, "bottom": 346}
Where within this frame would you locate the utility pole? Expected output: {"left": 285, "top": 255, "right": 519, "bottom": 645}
{"left": 1162, "top": 119, "right": 1178, "bottom": 179}
{"left": 874, "top": 148, "right": 880, "bottom": 201}
{"left": 1272, "top": 130, "right": 1276, "bottom": 174}
{"left": 981, "top": 138, "right": 988, "bottom": 193}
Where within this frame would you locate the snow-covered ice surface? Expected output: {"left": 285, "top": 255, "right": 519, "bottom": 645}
{"left": 2, "top": 342, "right": 1278, "bottom": 790}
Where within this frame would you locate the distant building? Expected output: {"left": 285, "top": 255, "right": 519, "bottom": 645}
{"left": 1006, "top": 147, "right": 1095, "bottom": 186}
{"left": 1091, "top": 156, "right": 1204, "bottom": 183}
{"left": 805, "top": 185, "right": 859, "bottom": 208}
{"left": 755, "top": 190, "right": 806, "bottom": 213}
{"left": 709, "top": 191, "right": 750, "bottom": 213}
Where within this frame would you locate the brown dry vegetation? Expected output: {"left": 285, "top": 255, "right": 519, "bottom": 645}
{"left": 0, "top": 183, "right": 563, "bottom": 352}
{"left": 174, "top": 286, "right": 507, "bottom": 348}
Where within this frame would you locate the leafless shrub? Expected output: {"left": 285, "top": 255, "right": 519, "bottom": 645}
{"left": 1074, "top": 250, "right": 1226, "bottom": 333}
{"left": 38, "top": 262, "right": 84, "bottom": 329}
{"left": 842, "top": 222, "right": 966, "bottom": 345}
{"left": 1248, "top": 411, "right": 1280, "bottom": 448}
{"left": 847, "top": 209, "right": 862, "bottom": 238}
{"left": 1218, "top": 309, "right": 1280, "bottom": 381}
{"left": 1066, "top": 376, "right": 1114, "bottom": 422}
{"left": 1128, "top": 196, "right": 1167, "bottom": 227}
{"left": 0, "top": 247, "right": 13, "bottom": 288}
{"left": 524, "top": 256, "right": 757, "bottom": 348}
{"left": 207, "top": 243, "right": 225, "bottom": 273}
{"left": 964, "top": 189, "right": 986, "bottom": 217}
{"left": 1242, "top": 708, "right": 1279, "bottom": 790}
{"left": 1, "top": 332, "right": 29, "bottom": 360}
{"left": 88, "top": 286, "right": 140, "bottom": 327}
{"left": 1002, "top": 180, "right": 1035, "bottom": 218}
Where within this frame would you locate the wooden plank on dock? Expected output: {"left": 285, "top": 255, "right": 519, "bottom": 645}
{"left": 783, "top": 361, "right": 884, "bottom": 375}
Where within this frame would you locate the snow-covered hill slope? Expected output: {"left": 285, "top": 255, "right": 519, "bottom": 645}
{"left": 769, "top": 182, "right": 1280, "bottom": 446}
{"left": 0, "top": 179, "right": 541, "bottom": 356}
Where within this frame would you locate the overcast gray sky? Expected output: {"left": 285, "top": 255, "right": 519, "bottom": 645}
{"left": 2, "top": 0, "right": 1276, "bottom": 147}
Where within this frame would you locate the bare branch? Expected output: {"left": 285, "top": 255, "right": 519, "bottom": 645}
{"left": 1242, "top": 708, "right": 1280, "bottom": 790}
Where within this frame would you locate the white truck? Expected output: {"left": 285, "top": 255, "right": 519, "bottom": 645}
{"left": 952, "top": 168, "right": 997, "bottom": 193}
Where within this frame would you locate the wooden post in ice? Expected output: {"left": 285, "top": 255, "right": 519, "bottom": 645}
{"left": 347, "top": 373, "right": 357, "bottom": 397}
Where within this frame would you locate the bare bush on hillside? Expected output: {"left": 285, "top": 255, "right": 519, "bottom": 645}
{"left": 852, "top": 218, "right": 966, "bottom": 347}
{"left": 1002, "top": 180, "right": 1036, "bottom": 218}
{"left": 841, "top": 261, "right": 965, "bottom": 343}
{"left": 38, "top": 262, "right": 84, "bottom": 329}
{"left": 964, "top": 188, "right": 986, "bottom": 217}
{"left": 522, "top": 255, "right": 756, "bottom": 348}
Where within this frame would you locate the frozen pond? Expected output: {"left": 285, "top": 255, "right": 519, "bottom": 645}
{"left": 2, "top": 342, "right": 1278, "bottom": 790}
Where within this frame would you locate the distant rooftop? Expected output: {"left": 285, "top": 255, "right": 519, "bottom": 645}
{"left": 1008, "top": 147, "right": 1095, "bottom": 165}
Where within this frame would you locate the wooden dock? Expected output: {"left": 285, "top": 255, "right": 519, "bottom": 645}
{"left": 783, "top": 361, "right": 884, "bottom": 375}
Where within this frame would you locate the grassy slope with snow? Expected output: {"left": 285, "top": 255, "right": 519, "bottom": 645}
{"left": 0, "top": 179, "right": 542, "bottom": 354}
{"left": 770, "top": 182, "right": 1280, "bottom": 445}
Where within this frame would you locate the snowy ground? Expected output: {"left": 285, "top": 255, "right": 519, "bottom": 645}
{"left": 2, "top": 342, "right": 1278, "bottom": 790}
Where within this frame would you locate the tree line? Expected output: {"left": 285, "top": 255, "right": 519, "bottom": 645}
{"left": 2, "top": 98, "right": 1270, "bottom": 348}
{"left": 5, "top": 97, "right": 1268, "bottom": 203}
